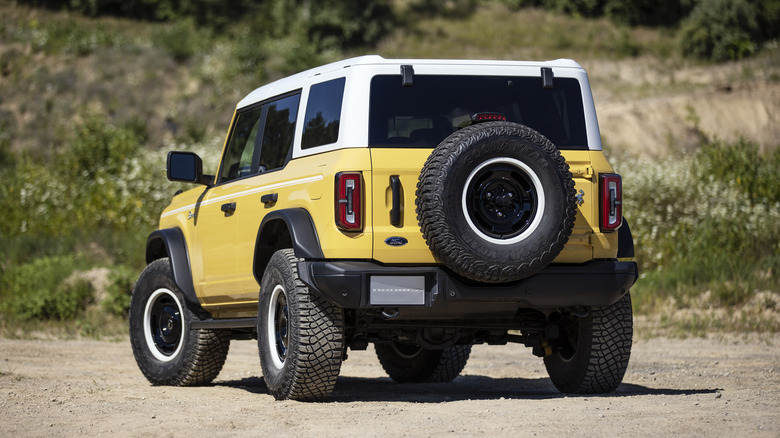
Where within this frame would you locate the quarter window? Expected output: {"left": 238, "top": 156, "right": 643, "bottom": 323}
{"left": 219, "top": 105, "right": 263, "bottom": 183}
{"left": 301, "top": 77, "right": 346, "bottom": 149}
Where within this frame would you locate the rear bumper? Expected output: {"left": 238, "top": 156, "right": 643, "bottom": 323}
{"left": 297, "top": 260, "right": 638, "bottom": 310}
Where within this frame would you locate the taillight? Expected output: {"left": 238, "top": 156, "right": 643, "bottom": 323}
{"left": 335, "top": 172, "right": 363, "bottom": 231}
{"left": 599, "top": 173, "right": 623, "bottom": 232}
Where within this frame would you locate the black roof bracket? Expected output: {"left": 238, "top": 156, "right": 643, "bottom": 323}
{"left": 541, "top": 67, "right": 554, "bottom": 89}
{"left": 401, "top": 65, "right": 414, "bottom": 87}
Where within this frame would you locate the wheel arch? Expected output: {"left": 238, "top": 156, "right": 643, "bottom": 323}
{"left": 145, "top": 228, "right": 200, "bottom": 309}
{"left": 253, "top": 208, "right": 324, "bottom": 285}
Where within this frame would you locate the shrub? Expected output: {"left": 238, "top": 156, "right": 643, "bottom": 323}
{"left": 152, "top": 18, "right": 202, "bottom": 62}
{"left": 679, "top": 0, "right": 760, "bottom": 61}
{"left": 102, "top": 265, "right": 136, "bottom": 317}
{"left": 615, "top": 139, "right": 780, "bottom": 308}
{"left": 0, "top": 256, "right": 93, "bottom": 321}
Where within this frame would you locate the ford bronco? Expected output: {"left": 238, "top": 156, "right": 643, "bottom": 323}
{"left": 129, "top": 56, "right": 638, "bottom": 401}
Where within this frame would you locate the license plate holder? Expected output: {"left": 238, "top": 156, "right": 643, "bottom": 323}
{"left": 369, "top": 276, "right": 425, "bottom": 306}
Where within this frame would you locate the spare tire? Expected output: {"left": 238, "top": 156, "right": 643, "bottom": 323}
{"left": 416, "top": 121, "right": 576, "bottom": 283}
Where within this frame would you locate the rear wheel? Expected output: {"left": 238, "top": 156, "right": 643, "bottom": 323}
{"left": 544, "top": 292, "right": 633, "bottom": 394}
{"left": 257, "top": 249, "right": 344, "bottom": 401}
{"left": 129, "top": 258, "right": 230, "bottom": 386}
{"left": 375, "top": 342, "right": 471, "bottom": 383}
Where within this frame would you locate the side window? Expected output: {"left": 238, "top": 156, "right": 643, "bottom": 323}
{"left": 259, "top": 94, "right": 301, "bottom": 171}
{"left": 301, "top": 77, "right": 346, "bottom": 149}
{"left": 219, "top": 105, "right": 263, "bottom": 183}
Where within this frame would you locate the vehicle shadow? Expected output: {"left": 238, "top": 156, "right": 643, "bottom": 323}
{"left": 216, "top": 375, "right": 720, "bottom": 402}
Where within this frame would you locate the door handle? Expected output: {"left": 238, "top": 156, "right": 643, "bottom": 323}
{"left": 390, "top": 175, "right": 401, "bottom": 226}
{"left": 261, "top": 193, "right": 278, "bottom": 206}
{"left": 221, "top": 202, "right": 236, "bottom": 215}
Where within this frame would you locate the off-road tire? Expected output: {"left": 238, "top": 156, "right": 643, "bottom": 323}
{"left": 416, "top": 121, "right": 576, "bottom": 283}
{"left": 129, "top": 258, "right": 230, "bottom": 386}
{"left": 375, "top": 342, "right": 472, "bottom": 383}
{"left": 544, "top": 292, "right": 633, "bottom": 394}
{"left": 257, "top": 249, "right": 345, "bottom": 401}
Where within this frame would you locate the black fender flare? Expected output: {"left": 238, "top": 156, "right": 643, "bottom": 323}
{"left": 617, "top": 219, "right": 635, "bottom": 259}
{"left": 253, "top": 208, "right": 324, "bottom": 284}
{"left": 145, "top": 228, "right": 200, "bottom": 309}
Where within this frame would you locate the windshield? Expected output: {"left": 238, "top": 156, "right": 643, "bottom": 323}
{"left": 369, "top": 75, "right": 588, "bottom": 149}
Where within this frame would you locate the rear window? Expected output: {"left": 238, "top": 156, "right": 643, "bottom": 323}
{"left": 369, "top": 75, "right": 588, "bottom": 149}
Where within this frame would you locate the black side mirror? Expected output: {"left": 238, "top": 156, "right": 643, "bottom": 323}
{"left": 167, "top": 151, "right": 213, "bottom": 186}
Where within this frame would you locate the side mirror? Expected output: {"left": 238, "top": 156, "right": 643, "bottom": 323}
{"left": 167, "top": 151, "right": 213, "bottom": 186}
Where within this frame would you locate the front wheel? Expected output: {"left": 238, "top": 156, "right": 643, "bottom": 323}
{"left": 544, "top": 292, "right": 633, "bottom": 394}
{"left": 257, "top": 249, "right": 345, "bottom": 401}
{"left": 129, "top": 258, "right": 230, "bottom": 386}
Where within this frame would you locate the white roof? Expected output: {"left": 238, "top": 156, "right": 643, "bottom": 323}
{"left": 236, "top": 55, "right": 584, "bottom": 109}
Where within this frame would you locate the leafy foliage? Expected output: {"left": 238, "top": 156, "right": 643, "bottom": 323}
{"left": 502, "top": 0, "right": 777, "bottom": 61}
{"left": 679, "top": 0, "right": 760, "bottom": 61}
{"left": 616, "top": 139, "right": 780, "bottom": 309}
{"left": 0, "top": 256, "right": 93, "bottom": 321}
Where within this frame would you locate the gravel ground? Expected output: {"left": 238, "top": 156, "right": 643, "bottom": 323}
{"left": 1, "top": 334, "right": 778, "bottom": 437}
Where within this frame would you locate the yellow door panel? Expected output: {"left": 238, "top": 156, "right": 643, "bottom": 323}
{"left": 370, "top": 148, "right": 437, "bottom": 264}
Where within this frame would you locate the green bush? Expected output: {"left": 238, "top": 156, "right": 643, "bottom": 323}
{"left": 0, "top": 111, "right": 171, "bottom": 238}
{"left": 0, "top": 256, "right": 93, "bottom": 321}
{"left": 679, "top": 0, "right": 760, "bottom": 61}
{"left": 616, "top": 138, "right": 780, "bottom": 308}
{"left": 152, "top": 18, "right": 203, "bottom": 62}
{"left": 102, "top": 265, "right": 136, "bottom": 317}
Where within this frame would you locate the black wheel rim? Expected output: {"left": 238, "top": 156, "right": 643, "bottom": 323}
{"left": 391, "top": 342, "right": 423, "bottom": 359}
{"left": 273, "top": 291, "right": 289, "bottom": 363}
{"left": 466, "top": 163, "right": 538, "bottom": 240}
{"left": 149, "top": 294, "right": 182, "bottom": 357}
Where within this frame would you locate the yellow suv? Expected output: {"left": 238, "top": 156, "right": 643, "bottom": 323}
{"left": 129, "top": 56, "right": 638, "bottom": 401}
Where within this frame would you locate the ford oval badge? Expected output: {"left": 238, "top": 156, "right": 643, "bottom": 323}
{"left": 384, "top": 236, "right": 408, "bottom": 247}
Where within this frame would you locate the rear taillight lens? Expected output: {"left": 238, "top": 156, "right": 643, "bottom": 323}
{"left": 599, "top": 173, "right": 623, "bottom": 232}
{"left": 335, "top": 172, "right": 363, "bottom": 231}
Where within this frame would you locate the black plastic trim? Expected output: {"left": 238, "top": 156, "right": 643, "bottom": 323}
{"left": 145, "top": 228, "right": 199, "bottom": 308}
{"left": 401, "top": 64, "right": 414, "bottom": 87}
{"left": 261, "top": 208, "right": 323, "bottom": 259}
{"left": 298, "top": 260, "right": 638, "bottom": 310}
{"left": 253, "top": 208, "right": 324, "bottom": 285}
{"left": 617, "top": 219, "right": 635, "bottom": 258}
{"left": 390, "top": 175, "right": 401, "bottom": 226}
{"left": 541, "top": 67, "right": 554, "bottom": 89}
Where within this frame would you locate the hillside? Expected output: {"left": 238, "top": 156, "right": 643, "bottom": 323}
{"left": 0, "top": 1, "right": 777, "bottom": 337}
{"left": 1, "top": 3, "right": 777, "bottom": 158}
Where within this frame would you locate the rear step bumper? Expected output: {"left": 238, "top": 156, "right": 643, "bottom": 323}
{"left": 297, "top": 260, "right": 638, "bottom": 310}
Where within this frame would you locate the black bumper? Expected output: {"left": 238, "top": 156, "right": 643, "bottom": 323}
{"left": 297, "top": 260, "right": 638, "bottom": 310}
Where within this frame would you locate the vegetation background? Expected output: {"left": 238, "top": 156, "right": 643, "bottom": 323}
{"left": 0, "top": 0, "right": 778, "bottom": 338}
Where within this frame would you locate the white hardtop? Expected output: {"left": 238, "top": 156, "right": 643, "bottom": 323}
{"left": 236, "top": 55, "right": 585, "bottom": 109}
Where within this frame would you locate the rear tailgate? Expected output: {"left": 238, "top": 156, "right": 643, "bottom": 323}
{"left": 370, "top": 148, "right": 436, "bottom": 264}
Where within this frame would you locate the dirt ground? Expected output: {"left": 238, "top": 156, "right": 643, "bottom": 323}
{"left": 1, "top": 331, "right": 778, "bottom": 438}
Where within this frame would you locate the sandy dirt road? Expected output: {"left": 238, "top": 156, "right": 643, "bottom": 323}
{"left": 1, "top": 334, "right": 778, "bottom": 437}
